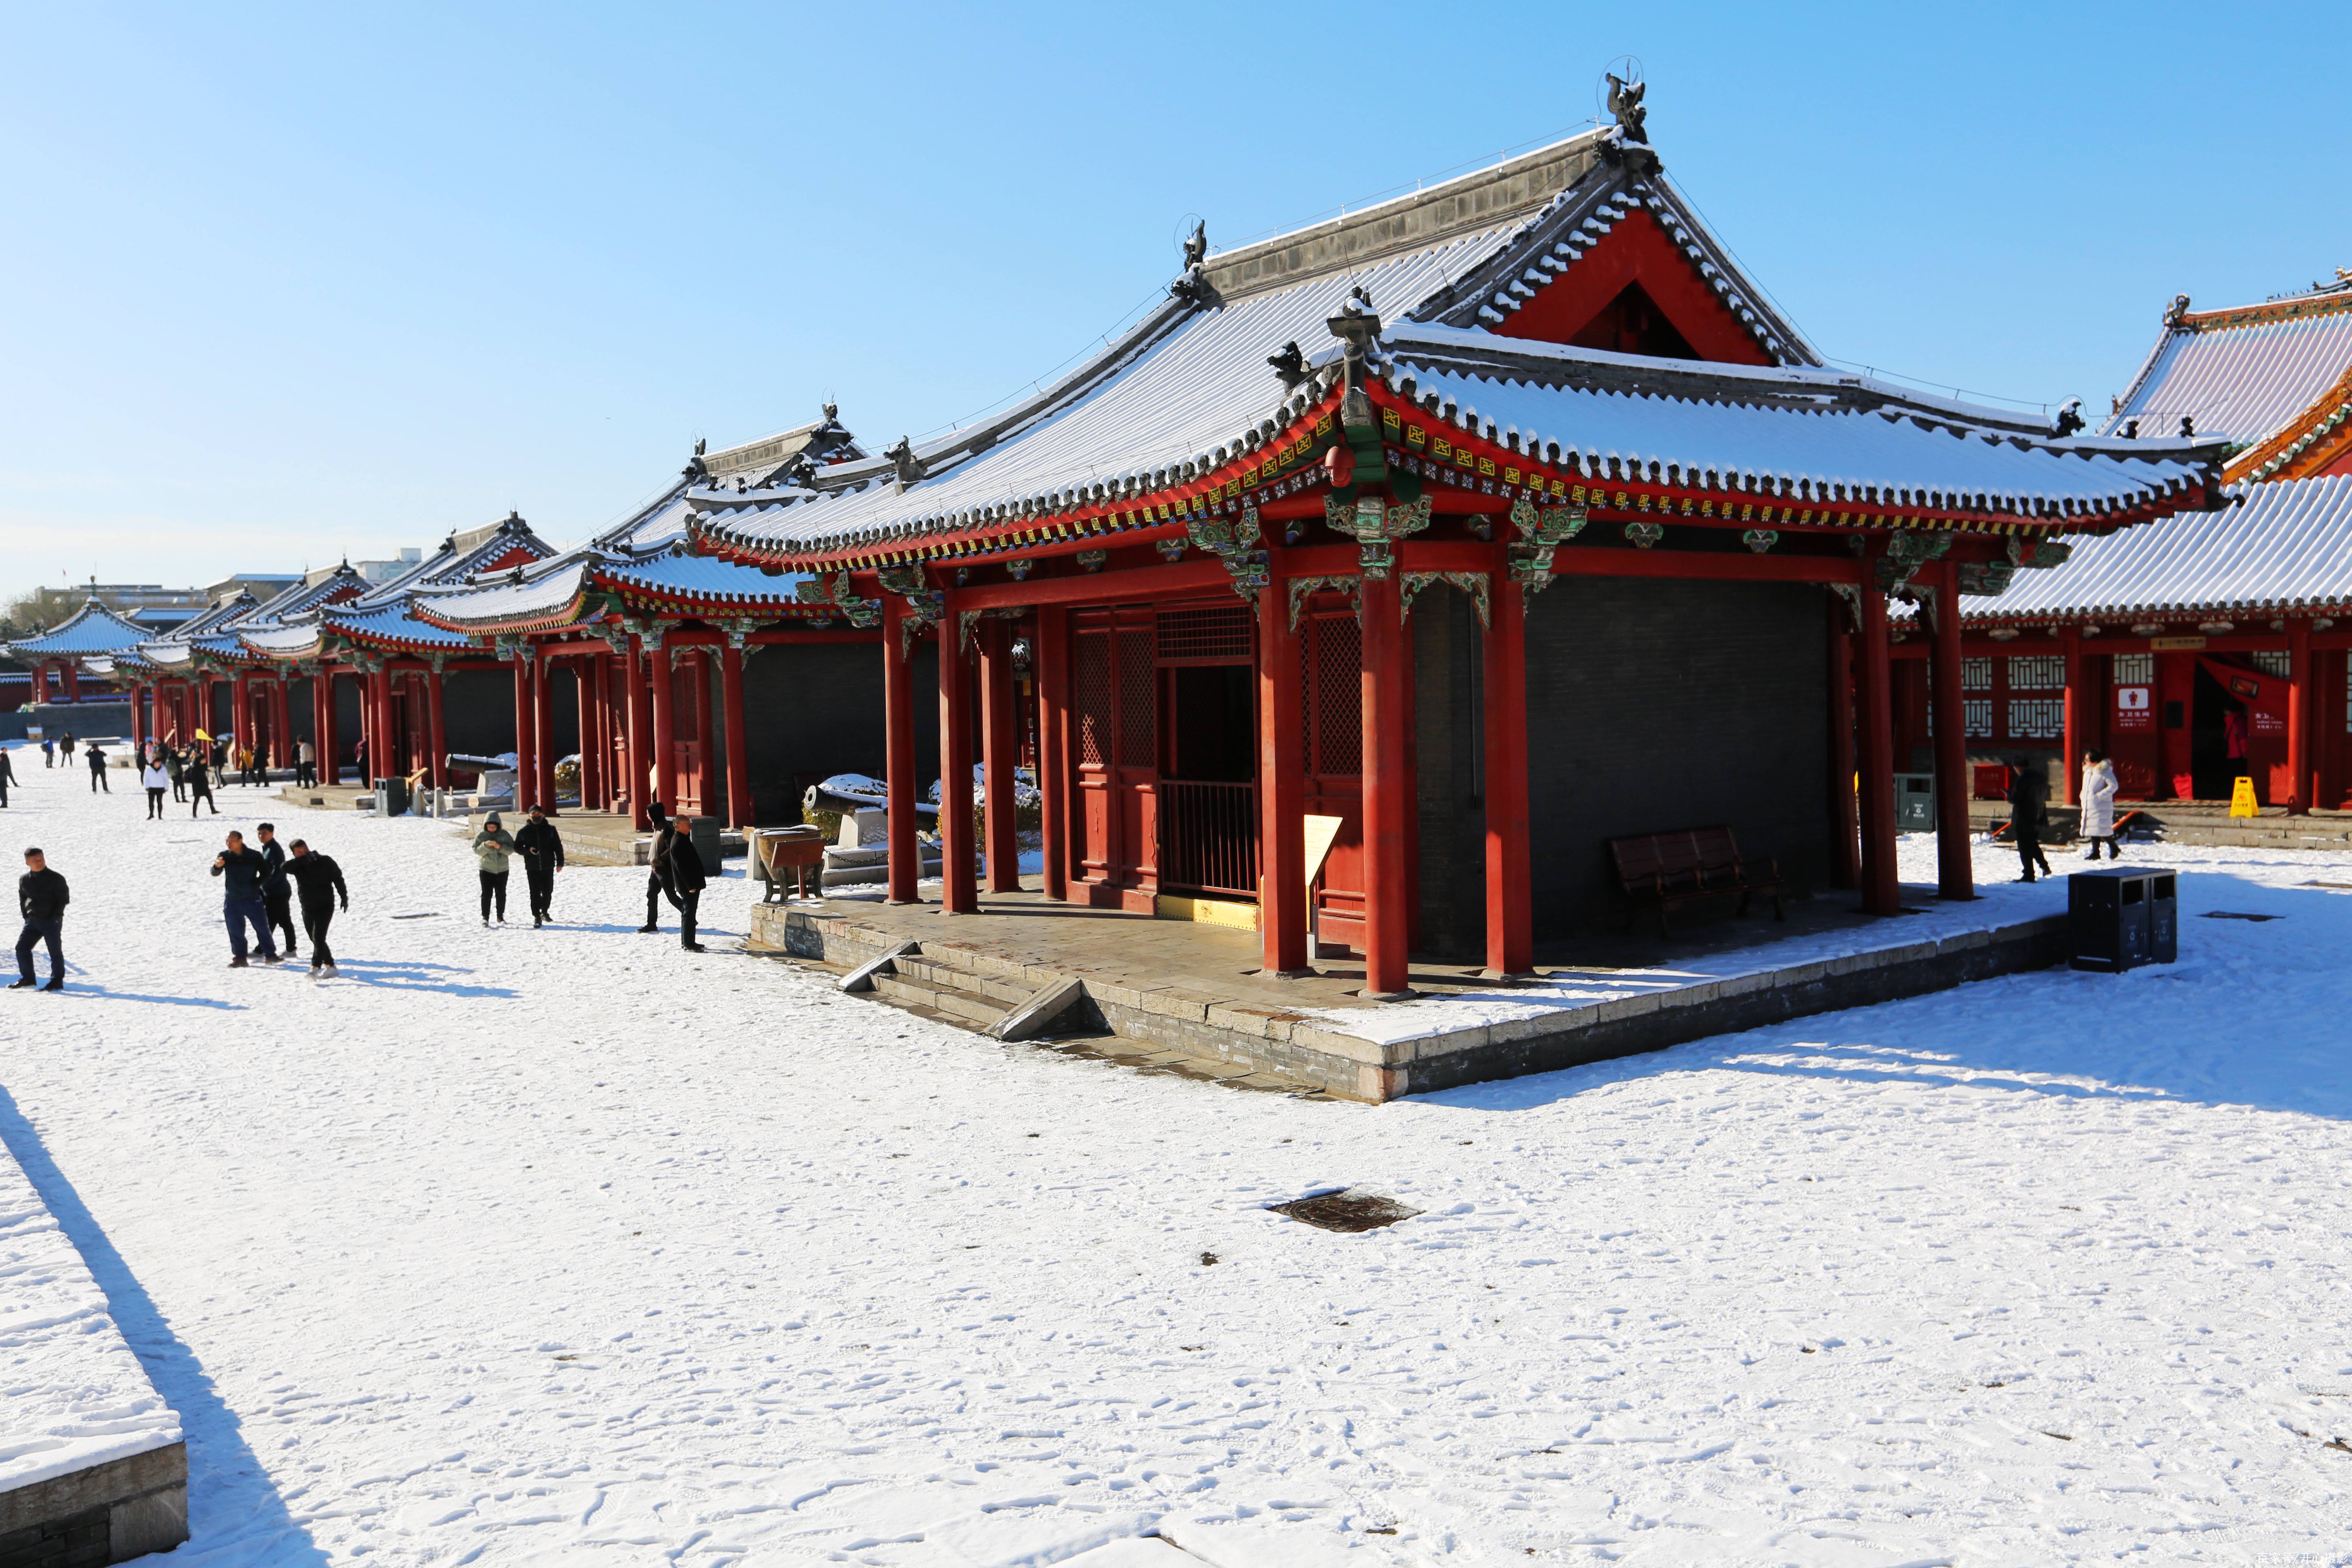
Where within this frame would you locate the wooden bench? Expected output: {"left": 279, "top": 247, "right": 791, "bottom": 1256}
{"left": 1608, "top": 826, "right": 1786, "bottom": 938}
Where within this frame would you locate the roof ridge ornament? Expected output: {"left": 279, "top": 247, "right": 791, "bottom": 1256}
{"left": 2163, "top": 294, "right": 2192, "bottom": 329}
{"left": 884, "top": 437, "right": 924, "bottom": 486}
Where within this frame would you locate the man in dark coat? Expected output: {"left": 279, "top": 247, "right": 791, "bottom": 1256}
{"left": 665, "top": 812, "right": 707, "bottom": 952}
{"left": 638, "top": 799, "right": 681, "bottom": 933}
{"left": 13, "top": 847, "right": 67, "bottom": 991}
{"left": 256, "top": 822, "right": 298, "bottom": 960}
{"left": 86, "top": 741, "right": 110, "bottom": 793}
{"left": 209, "top": 829, "right": 281, "bottom": 967}
{"left": 2008, "top": 767, "right": 2053, "bottom": 883}
{"left": 186, "top": 751, "right": 218, "bottom": 816}
{"left": 0, "top": 746, "right": 16, "bottom": 807}
{"left": 286, "top": 839, "right": 348, "bottom": 978}
{"left": 514, "top": 805, "right": 566, "bottom": 928}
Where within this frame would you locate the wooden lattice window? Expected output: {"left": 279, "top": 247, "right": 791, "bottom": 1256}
{"left": 2008, "top": 697, "right": 2065, "bottom": 739}
{"left": 2111, "top": 652, "right": 2154, "bottom": 685}
{"left": 1961, "top": 657, "right": 1993, "bottom": 691}
{"left": 1116, "top": 628, "right": 1156, "bottom": 768}
{"left": 2252, "top": 650, "right": 2290, "bottom": 677}
{"left": 1157, "top": 605, "right": 1252, "bottom": 662}
{"left": 1964, "top": 699, "right": 1994, "bottom": 737}
{"left": 2008, "top": 655, "right": 2065, "bottom": 690}
{"left": 1074, "top": 630, "right": 1113, "bottom": 766}
{"left": 1305, "top": 613, "right": 1361, "bottom": 777}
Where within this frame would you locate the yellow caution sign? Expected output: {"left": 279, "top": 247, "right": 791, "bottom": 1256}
{"left": 2229, "top": 775, "right": 2258, "bottom": 817}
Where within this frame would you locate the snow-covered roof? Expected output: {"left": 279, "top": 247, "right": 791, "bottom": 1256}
{"left": 1962, "top": 475, "right": 2352, "bottom": 624}
{"left": 320, "top": 597, "right": 480, "bottom": 651}
{"left": 1385, "top": 329, "right": 2207, "bottom": 517}
{"left": 411, "top": 560, "right": 592, "bottom": 632}
{"left": 592, "top": 546, "right": 816, "bottom": 608}
{"left": 4, "top": 600, "right": 151, "bottom": 658}
{"left": 2103, "top": 287, "right": 2352, "bottom": 448}
{"left": 693, "top": 134, "right": 2219, "bottom": 568}
{"left": 348, "top": 514, "right": 556, "bottom": 609}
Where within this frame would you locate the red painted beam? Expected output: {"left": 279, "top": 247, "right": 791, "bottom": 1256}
{"left": 946, "top": 558, "right": 1231, "bottom": 610}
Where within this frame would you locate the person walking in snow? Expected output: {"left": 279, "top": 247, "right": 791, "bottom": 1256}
{"left": 210, "top": 829, "right": 282, "bottom": 968}
{"left": 40, "top": 737, "right": 54, "bottom": 769}
{"left": 514, "top": 804, "right": 565, "bottom": 927}
{"left": 186, "top": 750, "right": 218, "bottom": 817}
{"left": 2079, "top": 750, "right": 2121, "bottom": 861}
{"left": 85, "top": 740, "right": 109, "bottom": 793}
{"left": 473, "top": 811, "right": 515, "bottom": 926}
{"left": 286, "top": 838, "right": 347, "bottom": 978}
{"left": 0, "top": 746, "right": 15, "bottom": 808}
{"left": 165, "top": 742, "right": 186, "bottom": 802}
{"left": 140, "top": 753, "right": 168, "bottom": 818}
{"left": 13, "top": 847, "right": 67, "bottom": 992}
{"left": 58, "top": 733, "right": 75, "bottom": 768}
{"left": 664, "top": 811, "right": 708, "bottom": 953}
{"left": 638, "top": 798, "right": 682, "bottom": 934}
{"left": 256, "top": 822, "right": 298, "bottom": 960}
{"left": 2007, "top": 765, "right": 2052, "bottom": 883}
{"left": 294, "top": 737, "right": 316, "bottom": 789}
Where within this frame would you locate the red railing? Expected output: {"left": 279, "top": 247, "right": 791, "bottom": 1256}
{"left": 1160, "top": 780, "right": 1258, "bottom": 900}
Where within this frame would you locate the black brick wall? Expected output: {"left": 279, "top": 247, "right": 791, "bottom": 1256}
{"left": 1412, "top": 575, "right": 1832, "bottom": 952}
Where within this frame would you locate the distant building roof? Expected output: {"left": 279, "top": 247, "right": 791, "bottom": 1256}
{"left": 1959, "top": 474, "right": 2352, "bottom": 625}
{"left": 2103, "top": 281, "right": 2352, "bottom": 482}
{"left": 4, "top": 601, "right": 152, "bottom": 659}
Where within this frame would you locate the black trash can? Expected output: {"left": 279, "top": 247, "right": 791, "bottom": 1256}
{"left": 2068, "top": 868, "right": 2178, "bottom": 972}
{"left": 373, "top": 776, "right": 410, "bottom": 818}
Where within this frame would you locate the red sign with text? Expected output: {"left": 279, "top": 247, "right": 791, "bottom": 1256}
{"left": 2113, "top": 684, "right": 2154, "bottom": 732}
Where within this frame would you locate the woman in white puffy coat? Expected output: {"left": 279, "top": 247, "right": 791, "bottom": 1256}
{"left": 2080, "top": 750, "right": 2120, "bottom": 860}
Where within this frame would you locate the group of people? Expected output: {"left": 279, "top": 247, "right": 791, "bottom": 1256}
{"left": 467, "top": 798, "right": 706, "bottom": 949}
{"left": 13, "top": 772, "right": 717, "bottom": 995}
{"left": 2003, "top": 749, "right": 2126, "bottom": 883}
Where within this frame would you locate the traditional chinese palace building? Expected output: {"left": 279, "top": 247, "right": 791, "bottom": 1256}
{"left": 1930, "top": 274, "right": 2352, "bottom": 810}
{"left": 681, "top": 118, "right": 2224, "bottom": 993}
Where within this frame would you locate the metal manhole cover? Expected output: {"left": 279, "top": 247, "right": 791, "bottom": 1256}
{"left": 1268, "top": 1189, "right": 1422, "bottom": 1233}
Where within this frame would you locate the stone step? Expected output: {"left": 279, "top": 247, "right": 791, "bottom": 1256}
{"left": 892, "top": 956, "right": 1034, "bottom": 1007}
{"left": 870, "top": 971, "right": 1012, "bottom": 1029}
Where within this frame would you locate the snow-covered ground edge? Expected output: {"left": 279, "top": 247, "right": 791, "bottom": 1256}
{"left": 0, "top": 1125, "right": 183, "bottom": 1494}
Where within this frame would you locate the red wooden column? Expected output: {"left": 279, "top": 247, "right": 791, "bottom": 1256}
{"left": 1483, "top": 545, "right": 1535, "bottom": 976}
{"left": 1035, "top": 606, "right": 1071, "bottom": 902}
{"left": 881, "top": 598, "right": 920, "bottom": 902}
{"left": 624, "top": 637, "right": 652, "bottom": 829}
{"left": 1827, "top": 606, "right": 1861, "bottom": 890}
{"left": 978, "top": 618, "right": 1021, "bottom": 893}
{"left": 508, "top": 650, "right": 535, "bottom": 806}
{"left": 1360, "top": 569, "right": 1413, "bottom": 998}
{"left": 1255, "top": 557, "right": 1307, "bottom": 973}
{"left": 719, "top": 639, "right": 751, "bottom": 830}
{"left": 2288, "top": 619, "right": 2313, "bottom": 814}
{"left": 63, "top": 661, "right": 79, "bottom": 704}
{"left": 1931, "top": 567, "right": 1975, "bottom": 900}
{"left": 1856, "top": 570, "right": 1901, "bottom": 917}
{"left": 647, "top": 630, "right": 676, "bottom": 815}
{"left": 425, "top": 664, "right": 448, "bottom": 789}
{"left": 2060, "top": 626, "right": 2083, "bottom": 805}
{"left": 269, "top": 680, "right": 291, "bottom": 768}
{"left": 312, "top": 675, "right": 331, "bottom": 781}
{"left": 938, "top": 605, "right": 979, "bottom": 913}
{"left": 531, "top": 649, "right": 558, "bottom": 812}
{"left": 579, "top": 656, "right": 606, "bottom": 811}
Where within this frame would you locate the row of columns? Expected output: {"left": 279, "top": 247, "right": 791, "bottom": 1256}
{"left": 31, "top": 659, "right": 82, "bottom": 704}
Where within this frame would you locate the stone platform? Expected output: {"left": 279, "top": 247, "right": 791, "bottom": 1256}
{"left": 1969, "top": 799, "right": 2352, "bottom": 851}
{"left": 748, "top": 884, "right": 2069, "bottom": 1102}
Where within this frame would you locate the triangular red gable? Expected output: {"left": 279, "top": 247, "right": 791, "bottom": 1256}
{"left": 1490, "top": 207, "right": 1773, "bottom": 367}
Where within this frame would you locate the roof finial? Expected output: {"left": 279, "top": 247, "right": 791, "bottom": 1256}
{"left": 2163, "top": 293, "right": 2192, "bottom": 328}
{"left": 822, "top": 401, "right": 839, "bottom": 423}
{"left": 694, "top": 437, "right": 706, "bottom": 456}
{"left": 1607, "top": 71, "right": 1648, "bottom": 144}
{"left": 1183, "top": 220, "right": 1207, "bottom": 270}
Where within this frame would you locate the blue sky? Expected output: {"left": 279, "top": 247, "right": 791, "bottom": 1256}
{"left": 2, "top": 2, "right": 2342, "bottom": 599}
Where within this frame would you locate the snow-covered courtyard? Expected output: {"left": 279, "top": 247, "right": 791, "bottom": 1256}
{"left": 3, "top": 758, "right": 2350, "bottom": 1566}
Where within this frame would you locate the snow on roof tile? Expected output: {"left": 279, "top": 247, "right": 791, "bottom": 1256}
{"left": 1965, "top": 476, "right": 2352, "bottom": 621}
{"left": 2104, "top": 301, "right": 2352, "bottom": 447}
{"left": 593, "top": 548, "right": 813, "bottom": 605}
{"left": 4, "top": 600, "right": 152, "bottom": 657}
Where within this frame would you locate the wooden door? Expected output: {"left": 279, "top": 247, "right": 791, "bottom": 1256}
{"left": 674, "top": 653, "right": 710, "bottom": 815}
{"left": 1301, "top": 599, "right": 1366, "bottom": 953}
{"left": 1070, "top": 608, "right": 1158, "bottom": 910}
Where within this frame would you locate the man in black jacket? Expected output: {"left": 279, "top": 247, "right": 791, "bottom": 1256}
{"left": 514, "top": 805, "right": 565, "bottom": 928}
{"left": 666, "top": 812, "right": 707, "bottom": 952}
{"left": 2007, "top": 767, "right": 2053, "bottom": 883}
{"left": 638, "top": 799, "right": 680, "bottom": 934}
{"left": 86, "top": 741, "right": 109, "bottom": 793}
{"left": 13, "top": 846, "right": 67, "bottom": 991}
{"left": 187, "top": 751, "right": 218, "bottom": 816}
{"left": 210, "top": 829, "right": 282, "bottom": 967}
{"left": 256, "top": 822, "right": 298, "bottom": 960}
{"left": 0, "top": 746, "right": 16, "bottom": 807}
{"left": 286, "top": 839, "right": 348, "bottom": 978}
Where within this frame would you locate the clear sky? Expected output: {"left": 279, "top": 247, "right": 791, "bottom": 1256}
{"left": 2, "top": 2, "right": 2342, "bottom": 601}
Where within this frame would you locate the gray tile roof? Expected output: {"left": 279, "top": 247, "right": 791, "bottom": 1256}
{"left": 1962, "top": 475, "right": 2352, "bottom": 623}
{"left": 2103, "top": 289, "right": 2352, "bottom": 447}
{"left": 4, "top": 601, "right": 152, "bottom": 658}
